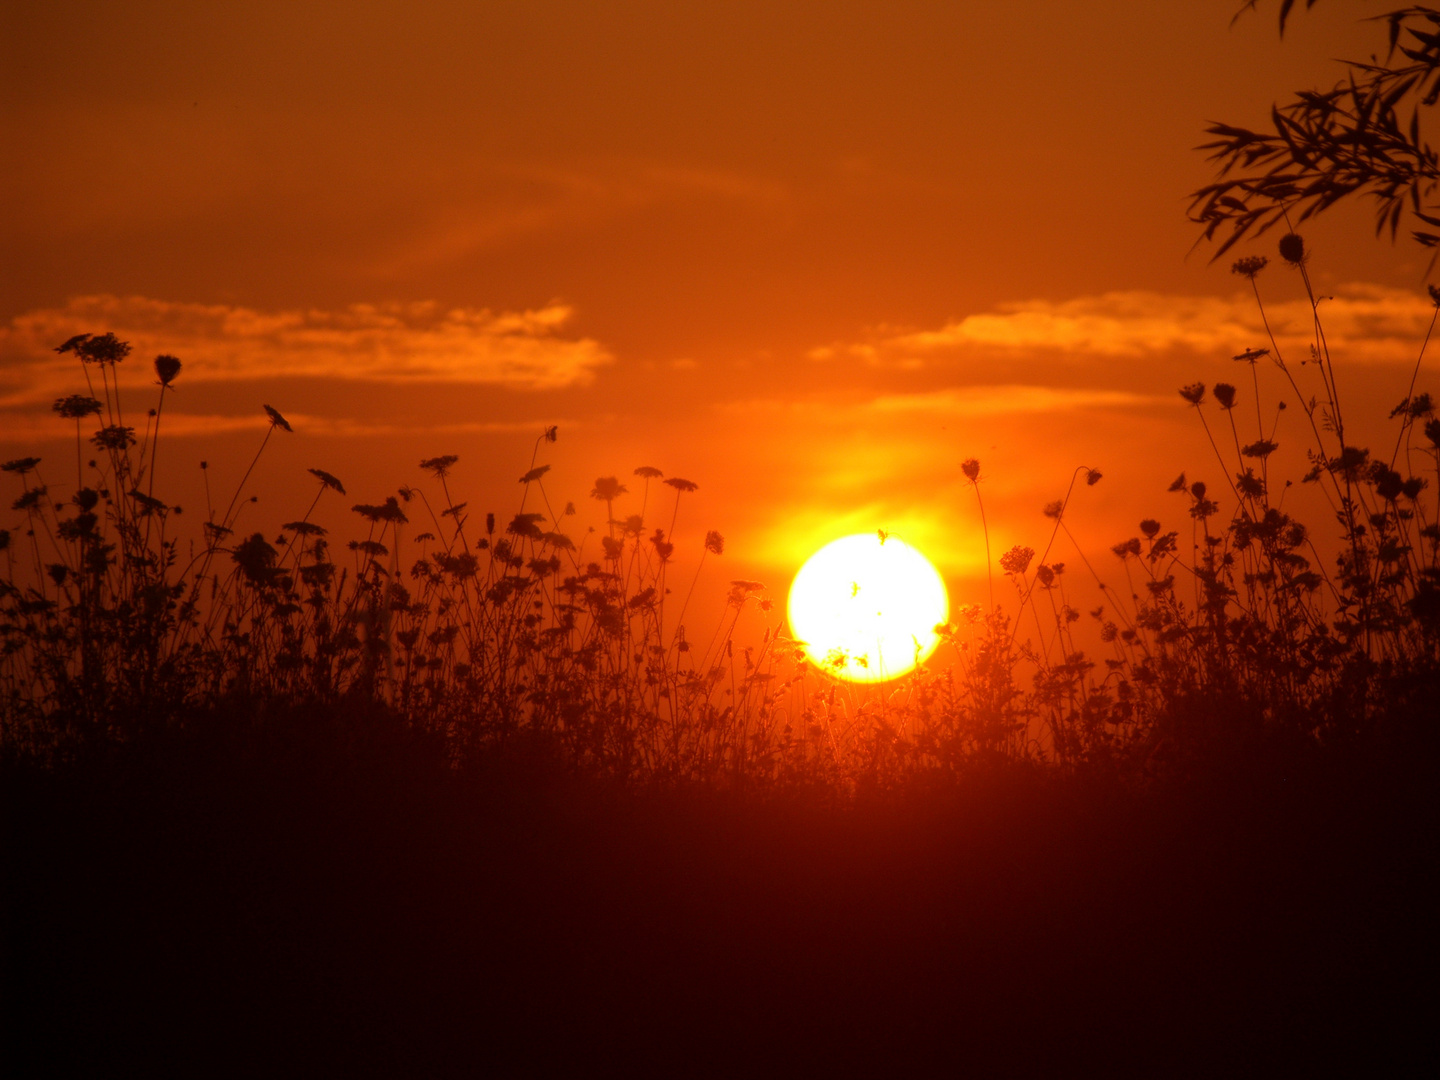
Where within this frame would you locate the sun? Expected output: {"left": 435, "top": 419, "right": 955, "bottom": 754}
{"left": 787, "top": 533, "right": 949, "bottom": 683}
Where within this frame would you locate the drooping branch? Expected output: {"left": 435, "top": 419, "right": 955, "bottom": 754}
{"left": 1192, "top": 4, "right": 1440, "bottom": 256}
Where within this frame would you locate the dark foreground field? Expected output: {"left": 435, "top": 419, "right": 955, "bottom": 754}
{"left": 5, "top": 711, "right": 1437, "bottom": 1077}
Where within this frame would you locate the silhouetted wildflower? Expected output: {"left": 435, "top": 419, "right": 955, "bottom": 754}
{"left": 999, "top": 545, "right": 1034, "bottom": 575}
{"left": 52, "top": 395, "right": 102, "bottom": 420}
{"left": 519, "top": 465, "right": 550, "bottom": 483}
{"left": 961, "top": 458, "right": 981, "bottom": 482}
{"left": 1168, "top": 473, "right": 1188, "bottom": 492}
{"left": 60, "top": 333, "right": 129, "bottom": 365}
{"left": 232, "top": 532, "right": 279, "bottom": 586}
{"left": 1233, "top": 347, "right": 1269, "bottom": 364}
{"left": 283, "top": 521, "right": 327, "bottom": 536}
{"left": 508, "top": 513, "right": 545, "bottom": 540}
{"left": 665, "top": 477, "right": 698, "bottom": 493}
{"left": 55, "top": 334, "right": 91, "bottom": 356}
{"left": 1214, "top": 383, "right": 1238, "bottom": 410}
{"left": 2, "top": 458, "right": 41, "bottom": 475}
{"left": 634, "top": 466, "right": 663, "bottom": 479}
{"left": 1140, "top": 518, "right": 1161, "bottom": 538}
{"left": 92, "top": 426, "right": 136, "bottom": 451}
{"left": 308, "top": 468, "right": 346, "bottom": 495}
{"left": 592, "top": 477, "right": 628, "bottom": 502}
{"left": 154, "top": 354, "right": 182, "bottom": 387}
{"left": 1278, "top": 232, "right": 1306, "bottom": 264}
{"left": 421, "top": 455, "right": 460, "bottom": 478}
{"left": 1232, "top": 255, "right": 1268, "bottom": 278}
{"left": 705, "top": 530, "right": 725, "bottom": 555}
{"left": 1179, "top": 383, "right": 1206, "bottom": 406}
{"left": 1242, "top": 439, "right": 1279, "bottom": 459}
{"left": 1086, "top": 469, "right": 1103, "bottom": 486}
{"left": 263, "top": 405, "right": 293, "bottom": 432}
{"left": 1043, "top": 500, "right": 1064, "bottom": 520}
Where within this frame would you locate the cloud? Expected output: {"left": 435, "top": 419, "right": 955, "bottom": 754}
{"left": 0, "top": 295, "right": 613, "bottom": 407}
{"left": 718, "top": 384, "right": 1158, "bottom": 420}
{"left": 868, "top": 385, "right": 1159, "bottom": 415}
{"left": 814, "top": 284, "right": 1438, "bottom": 367}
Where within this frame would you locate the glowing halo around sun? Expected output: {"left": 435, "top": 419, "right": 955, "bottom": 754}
{"left": 787, "top": 533, "right": 949, "bottom": 683}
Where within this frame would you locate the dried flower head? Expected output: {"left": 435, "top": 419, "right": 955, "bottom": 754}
{"left": 154, "top": 354, "right": 182, "bottom": 387}
{"left": 634, "top": 466, "right": 664, "bottom": 479}
{"left": 283, "top": 520, "right": 327, "bottom": 537}
{"left": 92, "top": 425, "right": 136, "bottom": 451}
{"left": 705, "top": 530, "right": 725, "bottom": 555}
{"left": 1139, "top": 518, "right": 1161, "bottom": 538}
{"left": 1232, "top": 256, "right": 1268, "bottom": 279}
{"left": 591, "top": 476, "right": 628, "bottom": 503}
{"left": 421, "top": 455, "right": 459, "bottom": 479}
{"left": 1278, "top": 233, "right": 1306, "bottom": 265}
{"left": 1242, "top": 439, "right": 1279, "bottom": 459}
{"left": 1233, "top": 347, "right": 1270, "bottom": 365}
{"left": 60, "top": 333, "right": 130, "bottom": 365}
{"left": 52, "top": 395, "right": 103, "bottom": 420}
{"left": 55, "top": 334, "right": 91, "bottom": 356}
{"left": 308, "top": 468, "right": 346, "bottom": 495}
{"left": 2, "top": 457, "right": 42, "bottom": 475}
{"left": 1179, "top": 383, "right": 1206, "bottom": 406}
{"left": 263, "top": 405, "right": 293, "bottom": 432}
{"left": 665, "top": 477, "right": 699, "bottom": 493}
{"left": 961, "top": 458, "right": 981, "bottom": 482}
{"left": 1085, "top": 469, "right": 1103, "bottom": 486}
{"left": 999, "top": 545, "right": 1034, "bottom": 576}
{"left": 1214, "top": 383, "right": 1237, "bottom": 410}
{"left": 1043, "top": 500, "right": 1064, "bottom": 520}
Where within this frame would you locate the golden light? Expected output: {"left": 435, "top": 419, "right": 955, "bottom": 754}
{"left": 787, "top": 533, "right": 949, "bottom": 683}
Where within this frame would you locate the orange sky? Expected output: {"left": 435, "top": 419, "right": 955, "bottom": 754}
{"left": 2, "top": 1, "right": 1432, "bottom": 637}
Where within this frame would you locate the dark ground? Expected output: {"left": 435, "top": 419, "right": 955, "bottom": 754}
{"left": 4, "top": 711, "right": 1437, "bottom": 1077}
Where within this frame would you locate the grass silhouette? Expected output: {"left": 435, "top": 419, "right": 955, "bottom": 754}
{"left": 6, "top": 241, "right": 1439, "bottom": 782}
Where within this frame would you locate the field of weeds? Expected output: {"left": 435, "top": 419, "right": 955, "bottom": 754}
{"left": 4, "top": 238, "right": 1440, "bottom": 1072}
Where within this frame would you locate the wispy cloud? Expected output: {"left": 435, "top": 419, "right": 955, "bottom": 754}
{"left": 718, "top": 384, "right": 1158, "bottom": 420}
{"left": 0, "top": 295, "right": 613, "bottom": 407}
{"left": 813, "top": 284, "right": 1438, "bottom": 367}
{"left": 868, "top": 385, "right": 1159, "bottom": 415}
